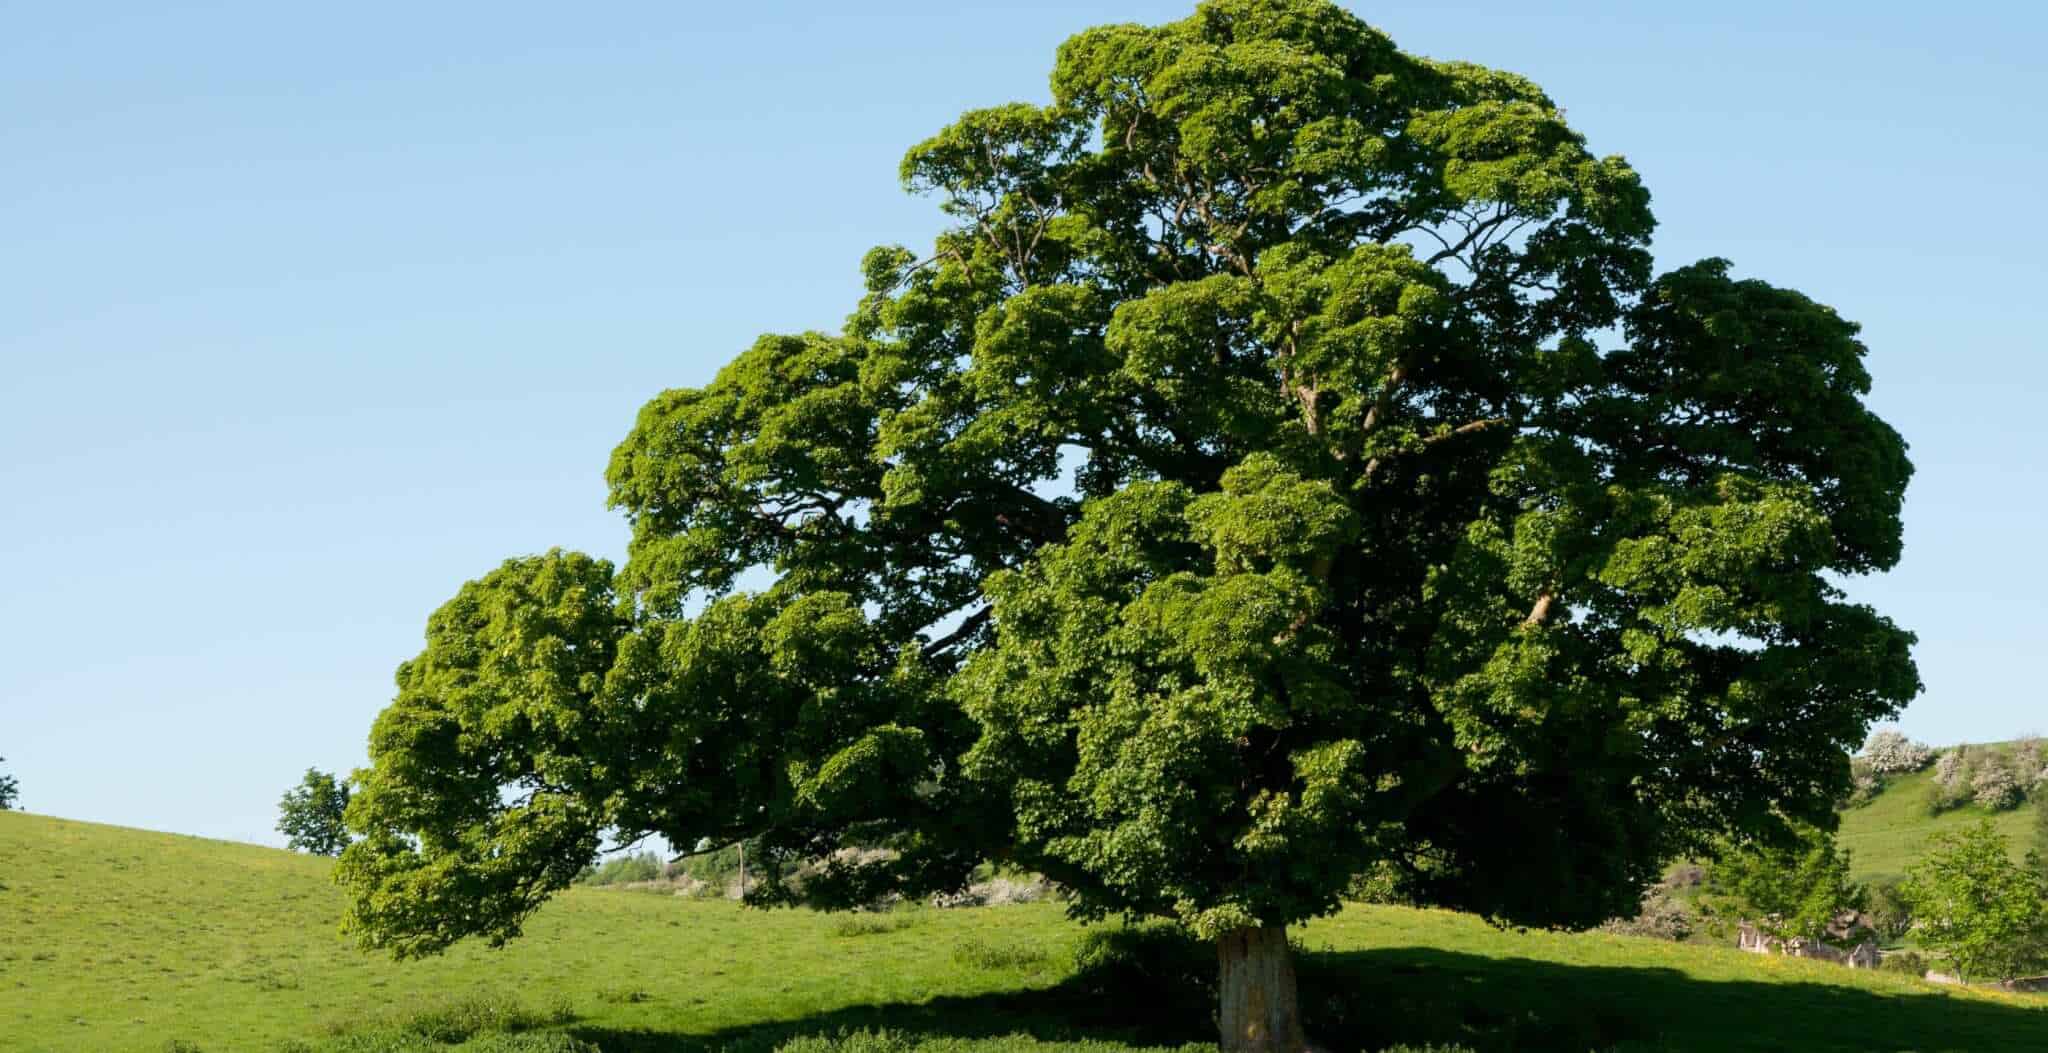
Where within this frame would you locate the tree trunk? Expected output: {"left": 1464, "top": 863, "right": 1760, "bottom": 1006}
{"left": 1216, "top": 925, "right": 1308, "bottom": 1053}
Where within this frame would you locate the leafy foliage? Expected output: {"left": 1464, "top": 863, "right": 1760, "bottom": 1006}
{"left": 1901, "top": 821, "right": 2048, "bottom": 983}
{"left": 278, "top": 768, "right": 352, "bottom": 857}
{"left": 337, "top": 0, "right": 1917, "bottom": 1035}
{"left": 1863, "top": 876, "right": 1914, "bottom": 942}
{"left": 1702, "top": 825, "right": 1862, "bottom": 944}
{"left": 579, "top": 851, "right": 664, "bottom": 886}
{"left": 2036, "top": 796, "right": 2048, "bottom": 878}
{"left": 0, "top": 756, "right": 16, "bottom": 811}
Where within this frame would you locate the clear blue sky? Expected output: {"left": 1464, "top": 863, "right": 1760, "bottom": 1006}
{"left": 4, "top": 2, "right": 2043, "bottom": 846}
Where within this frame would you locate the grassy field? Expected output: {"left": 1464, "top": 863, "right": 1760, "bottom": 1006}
{"left": 6, "top": 810, "right": 2048, "bottom": 1053}
{"left": 1835, "top": 757, "right": 2042, "bottom": 881}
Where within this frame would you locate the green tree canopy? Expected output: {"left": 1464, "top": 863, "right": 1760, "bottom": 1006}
{"left": 1903, "top": 821, "right": 2048, "bottom": 984}
{"left": 278, "top": 768, "right": 352, "bottom": 857}
{"left": 0, "top": 757, "right": 17, "bottom": 812}
{"left": 338, "top": 2, "right": 1917, "bottom": 1047}
{"left": 1701, "top": 824, "right": 1861, "bottom": 945}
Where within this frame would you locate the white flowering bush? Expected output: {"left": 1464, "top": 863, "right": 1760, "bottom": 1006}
{"left": 1972, "top": 760, "right": 2023, "bottom": 811}
{"left": 2014, "top": 737, "right": 2044, "bottom": 779}
{"left": 1861, "top": 730, "right": 1936, "bottom": 774}
{"left": 1934, "top": 747, "right": 1967, "bottom": 787}
{"left": 1842, "top": 756, "right": 1883, "bottom": 808}
{"left": 1924, "top": 748, "right": 1974, "bottom": 815}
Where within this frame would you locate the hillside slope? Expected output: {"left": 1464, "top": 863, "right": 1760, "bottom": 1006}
{"left": 5, "top": 810, "right": 2048, "bottom": 1052}
{"left": 1836, "top": 753, "right": 2042, "bottom": 880}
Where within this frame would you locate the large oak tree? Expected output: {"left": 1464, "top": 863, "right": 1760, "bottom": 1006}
{"left": 338, "top": 2, "right": 1918, "bottom": 1048}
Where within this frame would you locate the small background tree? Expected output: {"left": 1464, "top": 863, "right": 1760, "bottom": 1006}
{"left": 1902, "top": 821, "right": 2048, "bottom": 983}
{"left": 1863, "top": 876, "right": 1913, "bottom": 943}
{"left": 0, "top": 757, "right": 17, "bottom": 811}
{"left": 277, "top": 768, "right": 351, "bottom": 857}
{"left": 1702, "top": 825, "right": 1861, "bottom": 945}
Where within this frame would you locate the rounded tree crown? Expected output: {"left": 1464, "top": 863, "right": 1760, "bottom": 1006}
{"left": 341, "top": 0, "right": 1916, "bottom": 954}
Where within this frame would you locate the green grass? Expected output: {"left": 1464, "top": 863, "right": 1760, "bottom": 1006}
{"left": 6, "top": 810, "right": 2048, "bottom": 1052}
{"left": 1836, "top": 755, "right": 2042, "bottom": 881}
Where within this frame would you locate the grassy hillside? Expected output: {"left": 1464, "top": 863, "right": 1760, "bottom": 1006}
{"left": 1836, "top": 755, "right": 2042, "bottom": 881}
{"left": 6, "top": 810, "right": 2048, "bottom": 1053}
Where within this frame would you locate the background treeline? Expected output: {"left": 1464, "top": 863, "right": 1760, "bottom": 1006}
{"left": 576, "top": 841, "right": 756, "bottom": 897}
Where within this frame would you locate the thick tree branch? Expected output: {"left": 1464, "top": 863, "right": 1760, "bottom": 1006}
{"left": 920, "top": 605, "right": 993, "bottom": 660}
{"left": 1362, "top": 416, "right": 1512, "bottom": 482}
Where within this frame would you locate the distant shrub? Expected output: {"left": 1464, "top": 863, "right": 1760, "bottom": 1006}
{"left": 931, "top": 875, "right": 1052, "bottom": 908}
{"left": 1600, "top": 867, "right": 1697, "bottom": 941}
{"left": 1862, "top": 730, "right": 1936, "bottom": 775}
{"left": 465, "top": 1037, "right": 600, "bottom": 1053}
{"left": 951, "top": 936, "right": 1052, "bottom": 971}
{"left": 1925, "top": 748, "right": 1975, "bottom": 815}
{"left": 329, "top": 990, "right": 573, "bottom": 1048}
{"left": 2037, "top": 786, "right": 2048, "bottom": 864}
{"left": 1880, "top": 950, "right": 1930, "bottom": 977}
{"left": 319, "top": 1033, "right": 596, "bottom": 1053}
{"left": 1601, "top": 892, "right": 1692, "bottom": 942}
{"left": 1935, "top": 747, "right": 1968, "bottom": 785}
{"left": 1842, "top": 756, "right": 1882, "bottom": 808}
{"left": 580, "top": 851, "right": 664, "bottom": 886}
{"left": 773, "top": 1031, "right": 918, "bottom": 1053}
{"left": 833, "top": 911, "right": 919, "bottom": 937}
{"left": 1973, "top": 758, "right": 2024, "bottom": 811}
{"left": 2015, "top": 737, "right": 2045, "bottom": 778}
{"left": 1864, "top": 876, "right": 1913, "bottom": 940}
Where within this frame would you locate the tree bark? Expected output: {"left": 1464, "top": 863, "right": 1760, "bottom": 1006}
{"left": 1216, "top": 925, "right": 1308, "bottom": 1053}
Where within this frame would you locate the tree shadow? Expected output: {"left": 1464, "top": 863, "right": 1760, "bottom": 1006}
{"left": 569, "top": 943, "right": 2048, "bottom": 1053}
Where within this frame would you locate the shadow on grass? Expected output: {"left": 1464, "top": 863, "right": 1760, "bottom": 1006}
{"left": 569, "top": 942, "right": 2048, "bottom": 1053}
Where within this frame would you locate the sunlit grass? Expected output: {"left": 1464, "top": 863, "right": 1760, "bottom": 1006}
{"left": 4, "top": 810, "right": 2047, "bottom": 1052}
{"left": 1835, "top": 755, "right": 2041, "bottom": 880}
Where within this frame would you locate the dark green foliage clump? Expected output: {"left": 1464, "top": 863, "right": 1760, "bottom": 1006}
{"left": 834, "top": 910, "right": 922, "bottom": 937}
{"left": 317, "top": 1034, "right": 596, "bottom": 1053}
{"left": 277, "top": 768, "right": 351, "bottom": 857}
{"left": 1879, "top": 950, "right": 1929, "bottom": 977}
{"left": 579, "top": 851, "right": 664, "bottom": 886}
{"left": 1863, "top": 876, "right": 1913, "bottom": 942}
{"left": 0, "top": 756, "right": 18, "bottom": 811}
{"left": 2036, "top": 795, "right": 2048, "bottom": 875}
{"left": 953, "top": 936, "right": 1056, "bottom": 971}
